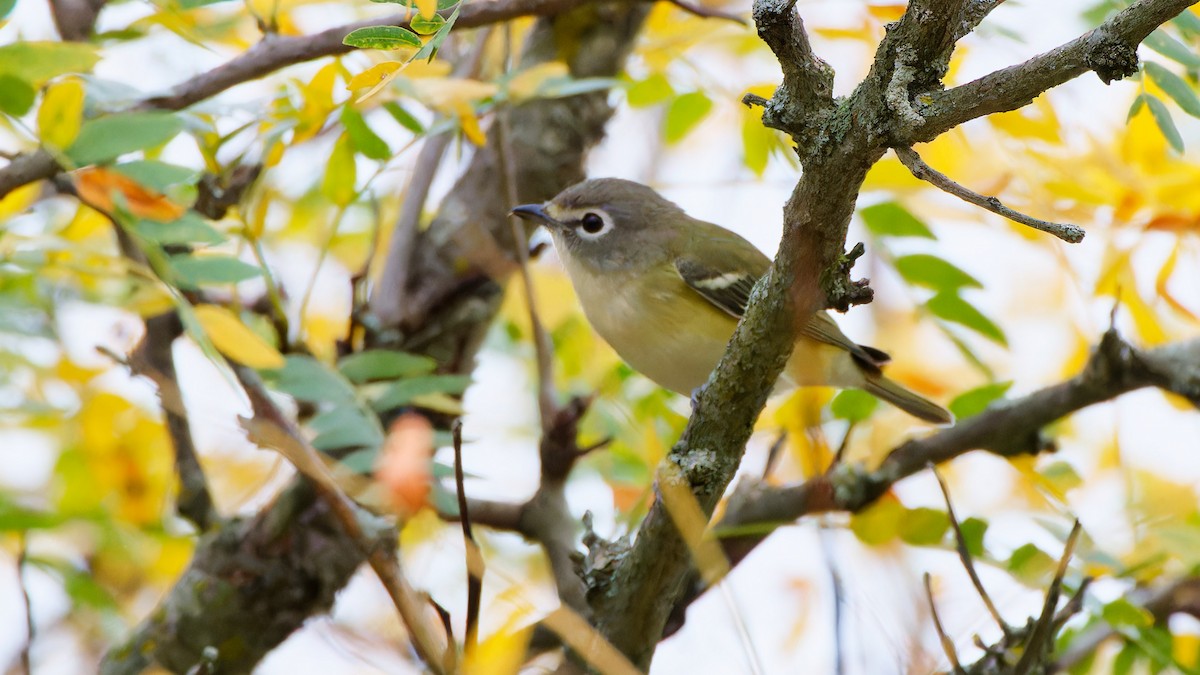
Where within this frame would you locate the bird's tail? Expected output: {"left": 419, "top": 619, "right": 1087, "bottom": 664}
{"left": 861, "top": 374, "right": 953, "bottom": 424}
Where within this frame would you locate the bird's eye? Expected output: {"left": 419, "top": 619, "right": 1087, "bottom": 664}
{"left": 580, "top": 212, "right": 605, "bottom": 234}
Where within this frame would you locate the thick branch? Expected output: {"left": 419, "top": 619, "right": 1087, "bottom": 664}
{"left": 747, "top": 0, "right": 835, "bottom": 144}
{"left": 718, "top": 331, "right": 1200, "bottom": 534}
{"left": 0, "top": 0, "right": 615, "bottom": 199}
{"left": 914, "top": 0, "right": 1198, "bottom": 142}
{"left": 49, "top": 0, "right": 106, "bottom": 41}
{"left": 129, "top": 313, "right": 217, "bottom": 530}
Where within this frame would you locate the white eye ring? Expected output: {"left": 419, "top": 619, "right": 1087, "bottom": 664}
{"left": 575, "top": 211, "right": 613, "bottom": 240}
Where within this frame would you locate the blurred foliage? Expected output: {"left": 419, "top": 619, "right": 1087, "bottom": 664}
{"left": 0, "top": 0, "right": 1199, "bottom": 671}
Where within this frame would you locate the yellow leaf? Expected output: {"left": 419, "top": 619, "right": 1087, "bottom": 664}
{"left": 321, "top": 133, "right": 357, "bottom": 206}
{"left": 38, "top": 76, "right": 85, "bottom": 149}
{"left": 1122, "top": 285, "right": 1168, "bottom": 345}
{"left": 347, "top": 61, "right": 404, "bottom": 92}
{"left": 193, "top": 303, "right": 286, "bottom": 369}
{"left": 506, "top": 61, "right": 569, "bottom": 102}
{"left": 1156, "top": 244, "right": 1199, "bottom": 321}
{"left": 462, "top": 622, "right": 533, "bottom": 675}
{"left": 454, "top": 101, "right": 486, "bottom": 146}
{"left": 0, "top": 182, "right": 40, "bottom": 220}
{"left": 409, "top": 77, "right": 498, "bottom": 111}
{"left": 866, "top": 3, "right": 906, "bottom": 22}
{"left": 415, "top": 0, "right": 437, "bottom": 20}
{"left": 990, "top": 95, "right": 1060, "bottom": 142}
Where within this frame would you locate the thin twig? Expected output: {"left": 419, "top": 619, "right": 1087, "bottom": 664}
{"left": 1012, "top": 520, "right": 1082, "bottom": 675}
{"left": 761, "top": 431, "right": 788, "bottom": 480}
{"left": 231, "top": 365, "right": 453, "bottom": 674}
{"left": 930, "top": 464, "right": 1010, "bottom": 639}
{"left": 453, "top": 421, "right": 482, "bottom": 652}
{"left": 924, "top": 572, "right": 966, "bottom": 674}
{"left": 665, "top": 0, "right": 746, "bottom": 25}
{"left": 495, "top": 28, "right": 559, "bottom": 429}
{"left": 18, "top": 533, "right": 33, "bottom": 675}
{"left": 894, "top": 146, "right": 1085, "bottom": 243}
{"left": 373, "top": 30, "right": 494, "bottom": 328}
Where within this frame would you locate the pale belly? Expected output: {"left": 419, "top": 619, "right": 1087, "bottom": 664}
{"left": 561, "top": 255, "right": 863, "bottom": 395}
{"left": 569, "top": 264, "right": 735, "bottom": 395}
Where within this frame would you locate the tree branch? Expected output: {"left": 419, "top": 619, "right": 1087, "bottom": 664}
{"left": 893, "top": 146, "right": 1085, "bottom": 243}
{"left": 0, "top": 0, "right": 622, "bottom": 199}
{"left": 913, "top": 0, "right": 1198, "bottom": 142}
{"left": 717, "top": 331, "right": 1200, "bottom": 537}
{"left": 746, "top": 0, "right": 835, "bottom": 145}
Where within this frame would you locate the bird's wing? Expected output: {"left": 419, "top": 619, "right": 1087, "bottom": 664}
{"left": 674, "top": 224, "right": 771, "bottom": 318}
{"left": 675, "top": 225, "right": 888, "bottom": 371}
{"left": 674, "top": 257, "right": 759, "bottom": 318}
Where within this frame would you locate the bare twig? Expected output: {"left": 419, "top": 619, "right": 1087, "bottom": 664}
{"left": 665, "top": 0, "right": 745, "bottom": 25}
{"left": 748, "top": 0, "right": 835, "bottom": 142}
{"left": 931, "top": 465, "right": 1010, "bottom": 639}
{"left": 916, "top": 0, "right": 1199, "bottom": 141}
{"left": 894, "top": 146, "right": 1085, "bottom": 243}
{"left": 18, "top": 534, "right": 33, "bottom": 675}
{"left": 925, "top": 572, "right": 966, "bottom": 674}
{"left": 0, "top": 0, "right": 617, "bottom": 199}
{"left": 231, "top": 365, "right": 453, "bottom": 674}
{"left": 132, "top": 313, "right": 218, "bottom": 530}
{"left": 1011, "top": 520, "right": 1081, "bottom": 675}
{"left": 373, "top": 30, "right": 494, "bottom": 328}
{"left": 452, "top": 422, "right": 482, "bottom": 652}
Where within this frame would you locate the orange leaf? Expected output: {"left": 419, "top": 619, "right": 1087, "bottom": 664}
{"left": 73, "top": 167, "right": 185, "bottom": 222}
{"left": 375, "top": 413, "right": 434, "bottom": 516}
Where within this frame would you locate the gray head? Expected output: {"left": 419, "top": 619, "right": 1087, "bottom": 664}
{"left": 511, "top": 178, "right": 688, "bottom": 270}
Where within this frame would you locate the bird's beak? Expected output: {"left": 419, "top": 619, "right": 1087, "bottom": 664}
{"left": 510, "top": 203, "right": 560, "bottom": 228}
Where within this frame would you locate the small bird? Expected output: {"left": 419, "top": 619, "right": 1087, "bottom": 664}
{"left": 511, "top": 178, "right": 952, "bottom": 424}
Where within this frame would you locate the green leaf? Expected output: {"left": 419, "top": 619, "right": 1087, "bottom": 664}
{"left": 926, "top": 292, "right": 1007, "bottom": 346}
{"left": 1144, "top": 29, "right": 1200, "bottom": 69}
{"left": 664, "top": 91, "right": 712, "bottom": 144}
{"left": 1112, "top": 642, "right": 1140, "bottom": 675}
{"left": 1040, "top": 460, "right": 1083, "bottom": 494}
{"left": 111, "top": 160, "right": 199, "bottom": 192}
{"left": 168, "top": 254, "right": 262, "bottom": 287}
{"left": 383, "top": 101, "right": 425, "bottom": 134}
{"left": 0, "top": 0, "right": 15, "bottom": 19}
{"left": 371, "top": 374, "right": 472, "bottom": 411}
{"left": 413, "top": 2, "right": 460, "bottom": 62}
{"left": 0, "top": 41, "right": 99, "bottom": 85}
{"left": 411, "top": 13, "right": 446, "bottom": 35}
{"left": 959, "top": 517, "right": 988, "bottom": 557}
{"left": 0, "top": 74, "right": 35, "bottom": 115}
{"left": 849, "top": 497, "right": 904, "bottom": 546}
{"left": 1102, "top": 598, "right": 1154, "bottom": 629}
{"left": 0, "top": 502, "right": 66, "bottom": 530}
{"left": 1007, "top": 543, "right": 1056, "bottom": 584}
{"left": 266, "top": 355, "right": 358, "bottom": 404}
{"left": 311, "top": 404, "right": 384, "bottom": 451}
{"left": 1173, "top": 10, "right": 1200, "bottom": 38}
{"left": 338, "top": 350, "right": 437, "bottom": 382}
{"left": 860, "top": 202, "right": 936, "bottom": 239}
{"left": 1128, "top": 94, "right": 1146, "bottom": 121}
{"left": 948, "top": 381, "right": 1012, "bottom": 419}
{"left": 1146, "top": 62, "right": 1200, "bottom": 119}
{"left": 132, "top": 213, "right": 225, "bottom": 246}
{"left": 1145, "top": 94, "right": 1185, "bottom": 153}
{"left": 343, "top": 26, "right": 423, "bottom": 50}
{"left": 66, "top": 112, "right": 185, "bottom": 165}
{"left": 893, "top": 254, "right": 982, "bottom": 292}
{"left": 830, "top": 389, "right": 878, "bottom": 423}
{"left": 341, "top": 106, "right": 391, "bottom": 160}
{"left": 898, "top": 507, "right": 949, "bottom": 546}
{"left": 626, "top": 72, "right": 674, "bottom": 108}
